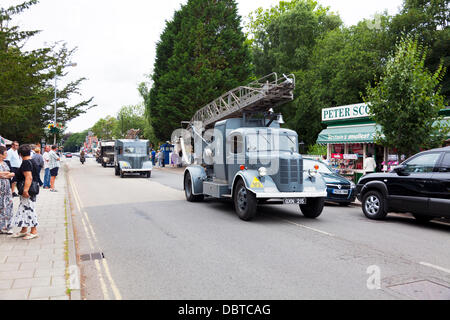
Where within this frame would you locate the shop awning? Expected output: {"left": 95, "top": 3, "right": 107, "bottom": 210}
{"left": 317, "top": 124, "right": 381, "bottom": 144}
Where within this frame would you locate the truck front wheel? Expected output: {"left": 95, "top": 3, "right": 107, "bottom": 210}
{"left": 233, "top": 180, "right": 257, "bottom": 221}
{"left": 300, "top": 197, "right": 325, "bottom": 218}
{"left": 184, "top": 172, "right": 203, "bottom": 202}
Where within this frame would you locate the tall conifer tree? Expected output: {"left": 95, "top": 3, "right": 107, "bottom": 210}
{"left": 141, "top": 0, "right": 252, "bottom": 140}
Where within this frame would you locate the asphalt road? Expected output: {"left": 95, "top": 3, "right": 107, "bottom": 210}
{"left": 64, "top": 157, "right": 450, "bottom": 300}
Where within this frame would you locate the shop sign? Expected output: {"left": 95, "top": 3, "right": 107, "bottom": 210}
{"left": 322, "top": 103, "right": 371, "bottom": 121}
{"left": 331, "top": 153, "right": 343, "bottom": 159}
{"left": 343, "top": 154, "right": 358, "bottom": 160}
{"left": 324, "top": 132, "right": 375, "bottom": 142}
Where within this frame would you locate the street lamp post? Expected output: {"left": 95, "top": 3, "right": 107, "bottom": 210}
{"left": 53, "top": 62, "right": 77, "bottom": 145}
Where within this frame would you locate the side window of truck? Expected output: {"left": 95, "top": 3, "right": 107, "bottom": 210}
{"left": 230, "top": 135, "right": 243, "bottom": 154}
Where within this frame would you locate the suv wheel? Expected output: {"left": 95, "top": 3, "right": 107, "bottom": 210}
{"left": 362, "top": 190, "right": 387, "bottom": 220}
{"left": 300, "top": 197, "right": 324, "bottom": 218}
{"left": 233, "top": 180, "right": 257, "bottom": 221}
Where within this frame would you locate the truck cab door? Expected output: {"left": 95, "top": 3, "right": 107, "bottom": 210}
{"left": 226, "top": 133, "right": 244, "bottom": 186}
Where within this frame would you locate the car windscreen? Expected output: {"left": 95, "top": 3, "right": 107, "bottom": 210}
{"left": 303, "top": 159, "right": 333, "bottom": 174}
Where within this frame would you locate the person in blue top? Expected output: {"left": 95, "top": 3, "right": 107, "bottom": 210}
{"left": 151, "top": 149, "right": 156, "bottom": 166}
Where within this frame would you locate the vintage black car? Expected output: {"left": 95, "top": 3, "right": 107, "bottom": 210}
{"left": 356, "top": 146, "right": 450, "bottom": 221}
{"left": 304, "top": 159, "right": 356, "bottom": 206}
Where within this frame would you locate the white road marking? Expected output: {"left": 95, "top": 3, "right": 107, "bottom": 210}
{"left": 419, "top": 262, "right": 450, "bottom": 275}
{"left": 280, "top": 218, "right": 334, "bottom": 237}
{"left": 68, "top": 173, "right": 122, "bottom": 300}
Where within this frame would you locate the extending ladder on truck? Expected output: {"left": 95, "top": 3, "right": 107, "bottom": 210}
{"left": 189, "top": 73, "right": 296, "bottom": 129}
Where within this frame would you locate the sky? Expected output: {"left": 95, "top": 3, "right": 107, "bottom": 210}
{"left": 3, "top": 0, "right": 404, "bottom": 133}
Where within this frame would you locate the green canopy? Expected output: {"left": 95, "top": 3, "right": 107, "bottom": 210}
{"left": 317, "top": 124, "right": 381, "bottom": 144}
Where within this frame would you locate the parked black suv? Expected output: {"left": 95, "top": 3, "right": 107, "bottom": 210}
{"left": 356, "top": 146, "right": 450, "bottom": 221}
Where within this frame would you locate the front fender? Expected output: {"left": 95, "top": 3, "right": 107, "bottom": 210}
{"left": 232, "top": 170, "right": 279, "bottom": 195}
{"left": 118, "top": 161, "right": 131, "bottom": 170}
{"left": 142, "top": 161, "right": 153, "bottom": 170}
{"left": 184, "top": 166, "right": 207, "bottom": 195}
{"left": 360, "top": 180, "right": 388, "bottom": 199}
{"left": 303, "top": 173, "right": 327, "bottom": 193}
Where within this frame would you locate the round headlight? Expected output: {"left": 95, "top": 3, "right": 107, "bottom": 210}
{"left": 258, "top": 167, "right": 268, "bottom": 177}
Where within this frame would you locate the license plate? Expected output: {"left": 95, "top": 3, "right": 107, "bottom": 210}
{"left": 332, "top": 189, "right": 349, "bottom": 195}
{"left": 283, "top": 198, "right": 306, "bottom": 205}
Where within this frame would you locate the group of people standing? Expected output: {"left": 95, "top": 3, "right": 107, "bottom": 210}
{"left": 150, "top": 148, "right": 183, "bottom": 168}
{"left": 0, "top": 141, "right": 61, "bottom": 240}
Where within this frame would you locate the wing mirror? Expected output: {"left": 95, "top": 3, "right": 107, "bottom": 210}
{"left": 393, "top": 165, "right": 409, "bottom": 176}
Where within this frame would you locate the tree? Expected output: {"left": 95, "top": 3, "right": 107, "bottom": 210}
{"left": 390, "top": 0, "right": 450, "bottom": 103}
{"left": 63, "top": 130, "right": 88, "bottom": 152}
{"left": 141, "top": 0, "right": 252, "bottom": 140}
{"left": 91, "top": 116, "right": 118, "bottom": 141}
{"left": 113, "top": 104, "right": 156, "bottom": 142}
{"left": 285, "top": 16, "right": 393, "bottom": 145}
{"left": 0, "top": 0, "right": 95, "bottom": 143}
{"left": 247, "top": 0, "right": 342, "bottom": 76}
{"left": 365, "top": 36, "right": 448, "bottom": 157}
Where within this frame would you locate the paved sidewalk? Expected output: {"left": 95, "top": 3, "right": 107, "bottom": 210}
{"left": 0, "top": 167, "right": 72, "bottom": 300}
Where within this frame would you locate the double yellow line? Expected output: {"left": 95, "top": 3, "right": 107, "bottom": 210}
{"left": 67, "top": 174, "right": 122, "bottom": 300}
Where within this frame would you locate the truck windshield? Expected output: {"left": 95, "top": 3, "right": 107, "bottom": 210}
{"left": 246, "top": 134, "right": 298, "bottom": 152}
{"left": 123, "top": 146, "right": 147, "bottom": 155}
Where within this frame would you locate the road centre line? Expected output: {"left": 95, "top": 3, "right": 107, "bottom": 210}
{"left": 279, "top": 218, "right": 334, "bottom": 237}
{"left": 68, "top": 173, "right": 122, "bottom": 300}
{"left": 419, "top": 262, "right": 450, "bottom": 275}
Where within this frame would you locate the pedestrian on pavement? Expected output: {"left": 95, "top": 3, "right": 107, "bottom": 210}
{"left": 160, "top": 149, "right": 165, "bottom": 168}
{"left": 32, "top": 147, "right": 44, "bottom": 187}
{"left": 42, "top": 145, "right": 51, "bottom": 189}
{"left": 156, "top": 150, "right": 162, "bottom": 167}
{"left": 9, "top": 144, "right": 40, "bottom": 240}
{"left": 0, "top": 146, "right": 14, "bottom": 235}
{"left": 5, "top": 141, "right": 21, "bottom": 197}
{"left": 151, "top": 149, "right": 156, "bottom": 166}
{"left": 49, "top": 145, "right": 61, "bottom": 192}
{"left": 364, "top": 153, "right": 377, "bottom": 174}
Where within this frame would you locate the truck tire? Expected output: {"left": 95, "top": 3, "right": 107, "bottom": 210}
{"left": 362, "top": 190, "right": 387, "bottom": 220}
{"left": 115, "top": 166, "right": 119, "bottom": 176}
{"left": 184, "top": 172, "right": 203, "bottom": 202}
{"left": 300, "top": 197, "right": 324, "bottom": 218}
{"left": 147, "top": 171, "right": 151, "bottom": 178}
{"left": 233, "top": 180, "right": 257, "bottom": 221}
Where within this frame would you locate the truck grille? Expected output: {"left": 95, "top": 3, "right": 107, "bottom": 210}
{"left": 280, "top": 159, "right": 301, "bottom": 184}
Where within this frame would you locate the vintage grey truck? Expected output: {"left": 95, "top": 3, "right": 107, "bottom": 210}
{"left": 114, "top": 138, "right": 152, "bottom": 178}
{"left": 181, "top": 73, "right": 327, "bottom": 221}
